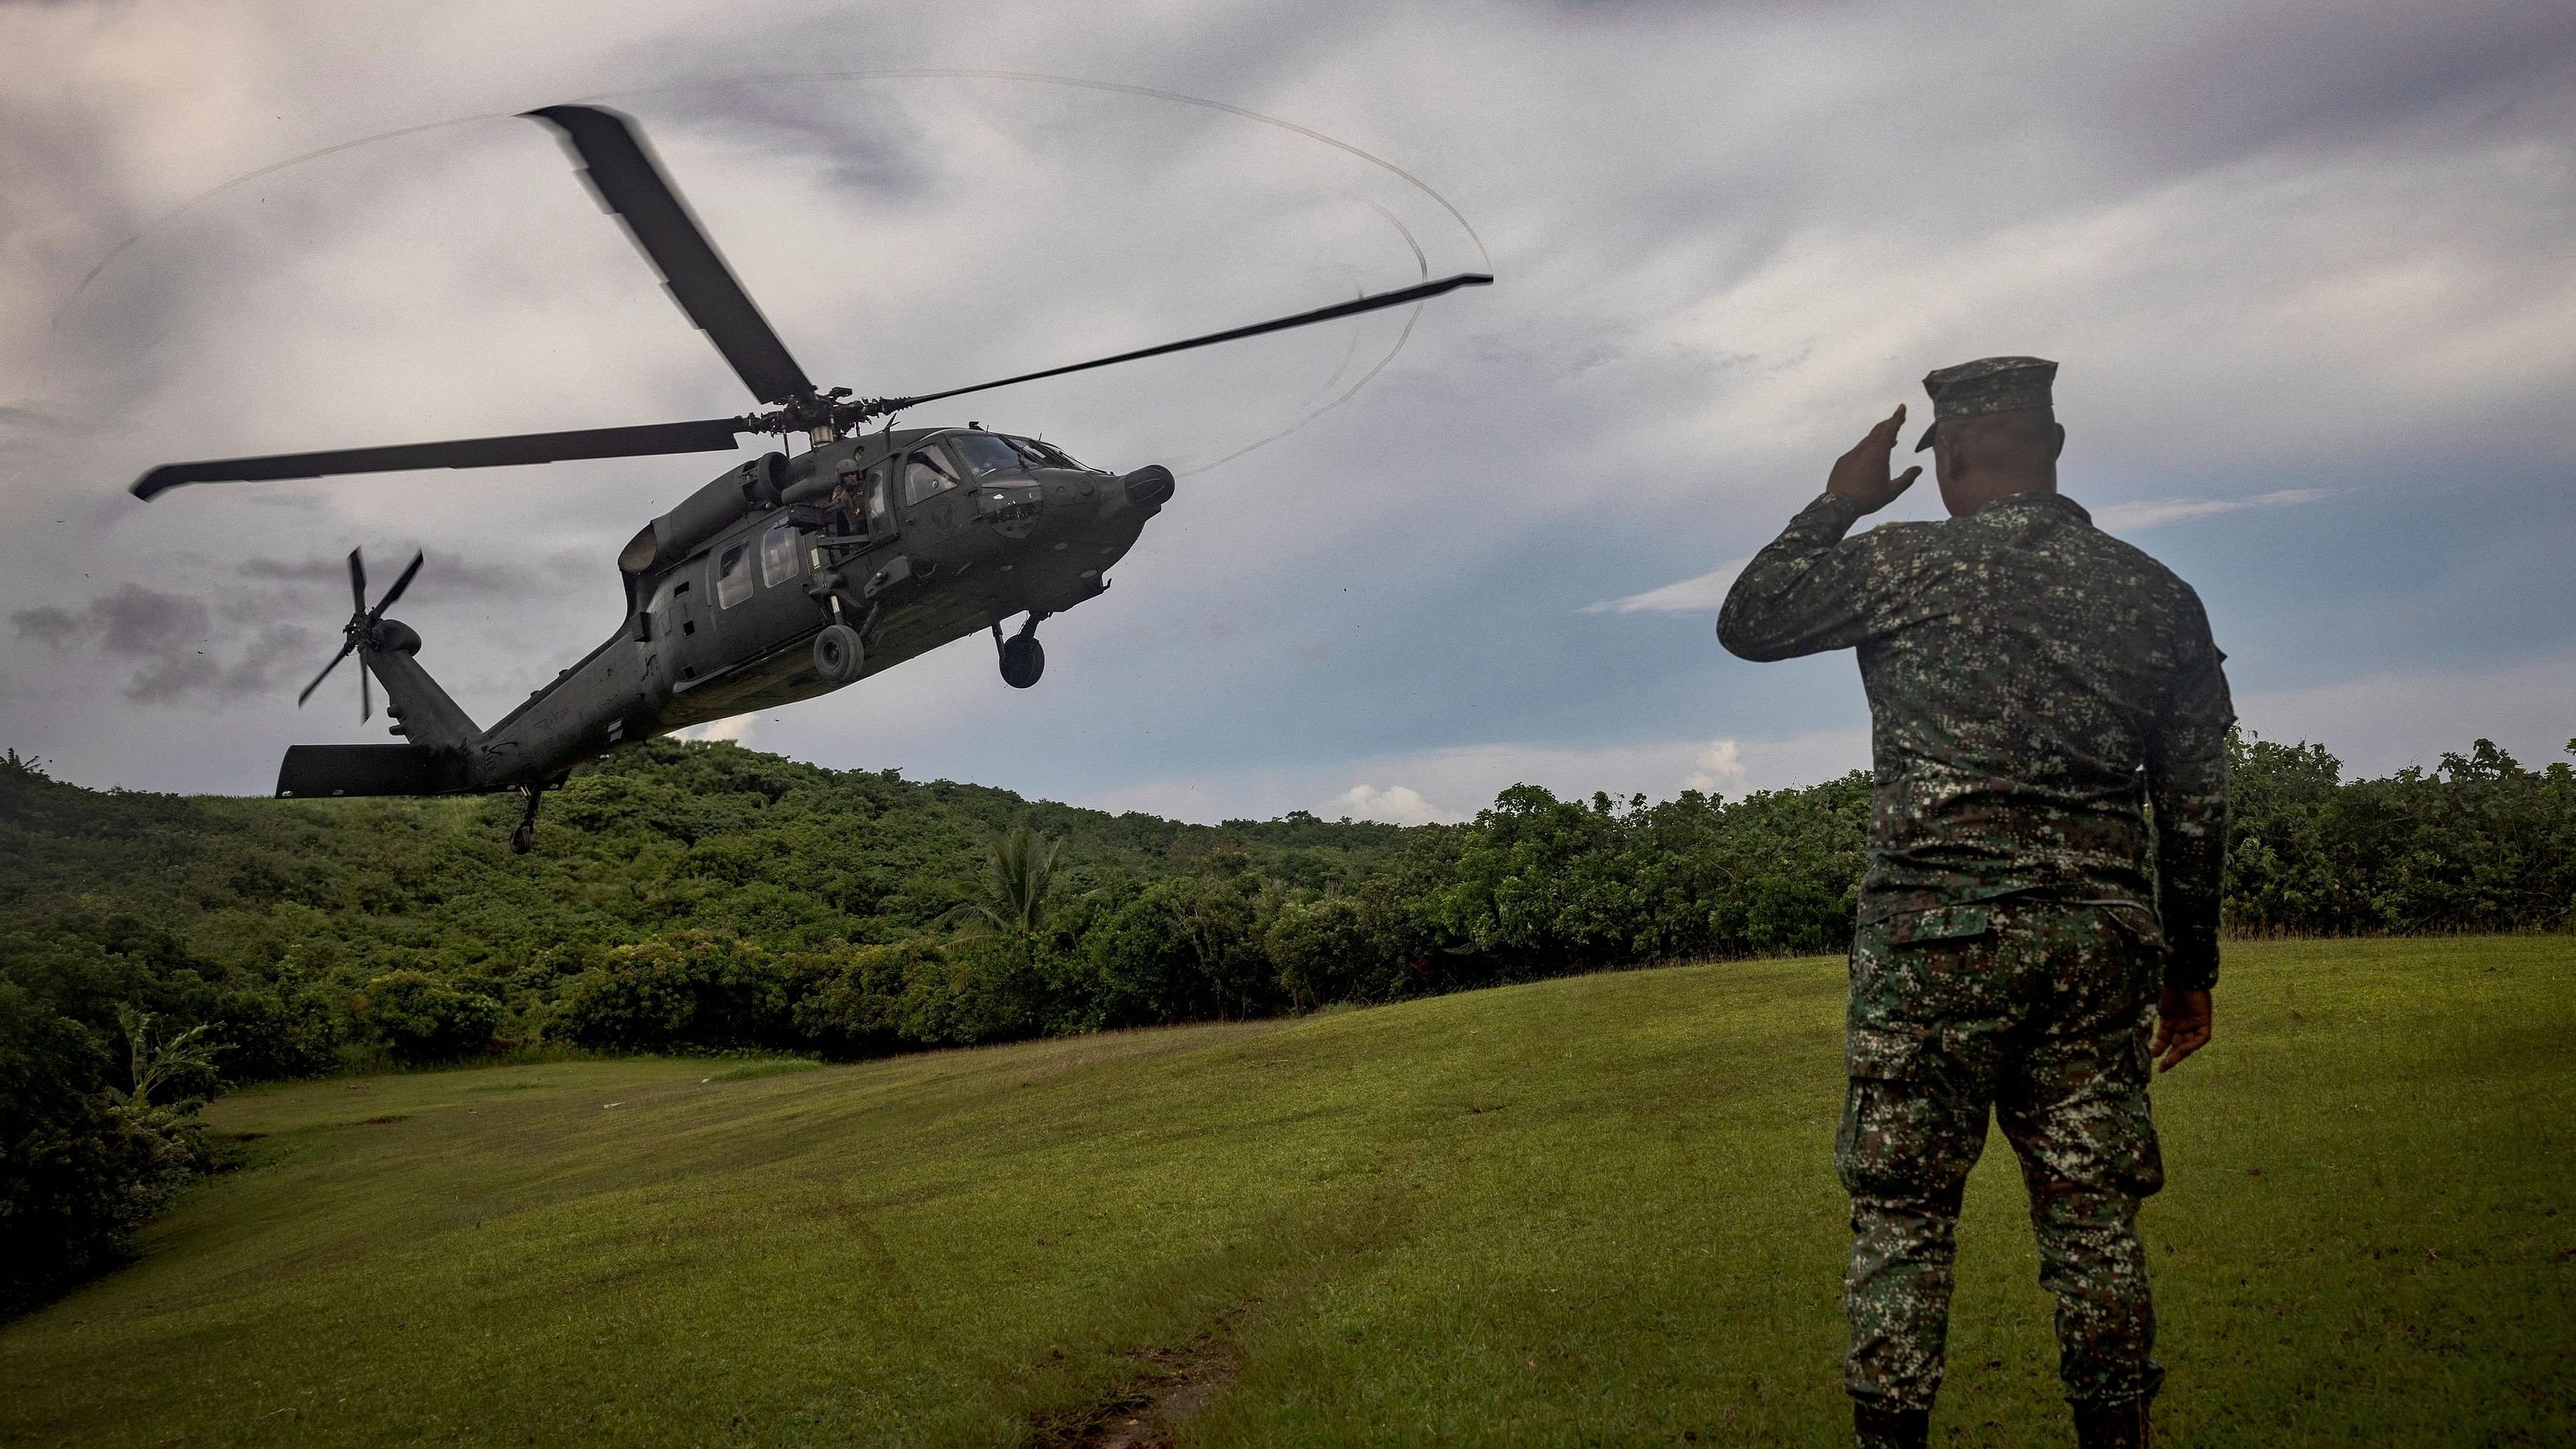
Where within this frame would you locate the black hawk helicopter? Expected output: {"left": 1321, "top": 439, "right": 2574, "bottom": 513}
{"left": 130, "top": 104, "right": 1488, "bottom": 851}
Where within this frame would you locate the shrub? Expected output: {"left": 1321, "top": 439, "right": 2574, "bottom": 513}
{"left": 0, "top": 984, "right": 208, "bottom": 1316}
{"left": 550, "top": 932, "right": 791, "bottom": 1052}
{"left": 893, "top": 936, "right": 1047, "bottom": 1046}
{"left": 1072, "top": 875, "right": 1276, "bottom": 1027}
{"left": 1267, "top": 889, "right": 1419, "bottom": 1008}
{"left": 202, "top": 986, "right": 339, "bottom": 1082}
{"left": 790, "top": 938, "right": 1051, "bottom": 1052}
{"left": 348, "top": 970, "right": 504, "bottom": 1064}
{"left": 788, "top": 941, "right": 934, "bottom": 1058}
{"left": 1431, "top": 785, "right": 1644, "bottom": 971}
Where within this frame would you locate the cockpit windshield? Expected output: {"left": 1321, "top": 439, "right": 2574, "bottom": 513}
{"left": 1005, "top": 435, "right": 1085, "bottom": 470}
{"left": 949, "top": 432, "right": 1030, "bottom": 478}
{"left": 950, "top": 431, "right": 1088, "bottom": 475}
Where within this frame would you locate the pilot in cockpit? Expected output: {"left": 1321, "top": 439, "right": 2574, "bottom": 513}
{"left": 829, "top": 458, "right": 870, "bottom": 537}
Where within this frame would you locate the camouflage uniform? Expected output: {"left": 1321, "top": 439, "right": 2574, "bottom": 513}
{"left": 1716, "top": 403, "right": 2232, "bottom": 1417}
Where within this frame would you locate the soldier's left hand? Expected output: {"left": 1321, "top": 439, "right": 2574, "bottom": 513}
{"left": 1826, "top": 405, "right": 1923, "bottom": 514}
{"left": 2151, "top": 988, "right": 2212, "bottom": 1071}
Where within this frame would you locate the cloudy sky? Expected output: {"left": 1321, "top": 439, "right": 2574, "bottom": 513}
{"left": 4, "top": 1, "right": 2572, "bottom": 824}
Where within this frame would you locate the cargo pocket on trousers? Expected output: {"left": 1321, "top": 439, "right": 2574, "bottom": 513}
{"left": 1847, "top": 1025, "right": 1928, "bottom": 1082}
{"left": 1838, "top": 1024, "right": 1936, "bottom": 1199}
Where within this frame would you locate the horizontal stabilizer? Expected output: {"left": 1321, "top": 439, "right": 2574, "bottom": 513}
{"left": 276, "top": 745, "right": 474, "bottom": 798}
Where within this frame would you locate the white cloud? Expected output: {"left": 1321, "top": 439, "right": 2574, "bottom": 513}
{"left": 1682, "top": 739, "right": 1746, "bottom": 795}
{"left": 2091, "top": 489, "right": 2328, "bottom": 531}
{"left": 1321, "top": 782, "right": 1456, "bottom": 826}
{"left": 2236, "top": 652, "right": 2576, "bottom": 779}
{"left": 1091, "top": 729, "right": 1868, "bottom": 823}
{"left": 1585, "top": 558, "right": 1748, "bottom": 614}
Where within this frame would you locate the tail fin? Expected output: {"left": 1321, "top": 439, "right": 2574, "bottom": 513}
{"left": 277, "top": 745, "right": 475, "bottom": 798}
{"left": 361, "top": 624, "right": 480, "bottom": 751}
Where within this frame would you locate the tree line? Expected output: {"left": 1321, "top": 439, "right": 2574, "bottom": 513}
{"left": 4, "top": 729, "right": 2570, "bottom": 1311}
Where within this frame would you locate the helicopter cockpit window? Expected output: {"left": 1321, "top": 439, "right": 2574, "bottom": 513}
{"left": 759, "top": 521, "right": 802, "bottom": 588}
{"left": 952, "top": 432, "right": 1027, "bottom": 479}
{"left": 715, "top": 542, "right": 754, "bottom": 609}
{"left": 902, "top": 449, "right": 960, "bottom": 506}
{"left": 1005, "top": 435, "right": 1083, "bottom": 470}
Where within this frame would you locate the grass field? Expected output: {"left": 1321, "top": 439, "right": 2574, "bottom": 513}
{"left": 4, "top": 937, "right": 2570, "bottom": 1447}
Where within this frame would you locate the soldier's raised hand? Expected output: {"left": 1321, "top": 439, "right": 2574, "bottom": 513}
{"left": 1827, "top": 405, "right": 1922, "bottom": 514}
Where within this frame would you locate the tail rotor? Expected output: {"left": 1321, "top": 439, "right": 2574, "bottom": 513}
{"left": 299, "top": 547, "right": 425, "bottom": 722}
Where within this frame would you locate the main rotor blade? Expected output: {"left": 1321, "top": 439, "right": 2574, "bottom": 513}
{"left": 361, "top": 663, "right": 373, "bottom": 725}
{"left": 885, "top": 272, "right": 1493, "bottom": 412}
{"left": 298, "top": 640, "right": 356, "bottom": 707}
{"left": 347, "top": 548, "right": 366, "bottom": 617}
{"left": 130, "top": 418, "right": 746, "bottom": 500}
{"left": 526, "top": 104, "right": 815, "bottom": 405}
{"left": 367, "top": 551, "right": 425, "bottom": 626}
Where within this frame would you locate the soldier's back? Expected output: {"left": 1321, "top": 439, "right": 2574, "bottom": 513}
{"left": 1852, "top": 492, "right": 2218, "bottom": 915}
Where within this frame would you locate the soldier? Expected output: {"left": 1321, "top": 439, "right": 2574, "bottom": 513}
{"left": 1716, "top": 358, "right": 2229, "bottom": 1449}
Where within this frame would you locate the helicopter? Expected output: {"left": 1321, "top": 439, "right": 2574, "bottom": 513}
{"left": 129, "top": 103, "right": 1489, "bottom": 853}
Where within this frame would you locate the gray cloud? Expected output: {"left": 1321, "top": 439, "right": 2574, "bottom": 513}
{"left": 236, "top": 556, "right": 353, "bottom": 584}
{"left": 0, "top": 1, "right": 2571, "bottom": 806}
{"left": 13, "top": 584, "right": 316, "bottom": 704}
{"left": 12, "top": 606, "right": 81, "bottom": 651}
{"left": 236, "top": 549, "right": 587, "bottom": 598}
{"left": 88, "top": 583, "right": 208, "bottom": 659}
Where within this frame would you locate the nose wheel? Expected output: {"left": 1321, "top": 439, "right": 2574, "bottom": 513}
{"left": 992, "top": 611, "right": 1049, "bottom": 689}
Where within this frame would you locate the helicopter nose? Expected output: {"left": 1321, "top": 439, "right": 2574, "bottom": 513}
{"left": 1120, "top": 464, "right": 1175, "bottom": 516}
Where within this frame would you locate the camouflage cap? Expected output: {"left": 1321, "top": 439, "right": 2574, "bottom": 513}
{"left": 1914, "top": 355, "right": 2057, "bottom": 451}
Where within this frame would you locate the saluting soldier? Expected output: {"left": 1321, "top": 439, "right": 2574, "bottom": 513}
{"left": 1716, "top": 358, "right": 2231, "bottom": 1449}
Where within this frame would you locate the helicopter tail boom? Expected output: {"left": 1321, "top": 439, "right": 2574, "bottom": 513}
{"left": 361, "top": 631, "right": 481, "bottom": 753}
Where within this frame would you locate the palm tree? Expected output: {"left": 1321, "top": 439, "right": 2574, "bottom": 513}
{"left": 941, "top": 823, "right": 1061, "bottom": 940}
{"left": 116, "top": 1007, "right": 225, "bottom": 1113}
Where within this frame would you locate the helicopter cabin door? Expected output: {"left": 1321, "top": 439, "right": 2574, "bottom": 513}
{"left": 646, "top": 556, "right": 715, "bottom": 690}
{"left": 710, "top": 514, "right": 831, "bottom": 665}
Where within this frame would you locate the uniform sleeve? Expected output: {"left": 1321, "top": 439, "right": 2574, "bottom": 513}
{"left": 1716, "top": 493, "right": 1912, "bottom": 661}
{"left": 2145, "top": 595, "right": 2234, "bottom": 991}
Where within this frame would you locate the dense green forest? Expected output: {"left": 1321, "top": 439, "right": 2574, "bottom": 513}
{"left": 4, "top": 730, "right": 2572, "bottom": 1310}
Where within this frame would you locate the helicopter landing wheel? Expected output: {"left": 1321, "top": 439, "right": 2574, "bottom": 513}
{"left": 509, "top": 785, "right": 543, "bottom": 856}
{"left": 992, "top": 612, "right": 1049, "bottom": 689}
{"left": 812, "top": 623, "right": 866, "bottom": 684}
{"left": 999, "top": 634, "right": 1044, "bottom": 689}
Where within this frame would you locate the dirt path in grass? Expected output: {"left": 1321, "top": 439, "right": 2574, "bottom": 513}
{"left": 1032, "top": 1326, "right": 1245, "bottom": 1448}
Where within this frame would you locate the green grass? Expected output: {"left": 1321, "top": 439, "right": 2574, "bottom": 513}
{"left": 4, "top": 938, "right": 2570, "bottom": 1446}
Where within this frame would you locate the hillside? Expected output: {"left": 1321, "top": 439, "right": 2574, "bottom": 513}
{"left": 0, "top": 739, "right": 1415, "bottom": 977}
{"left": 3, "top": 937, "right": 2569, "bottom": 1447}
{"left": 5, "top": 730, "right": 2572, "bottom": 1314}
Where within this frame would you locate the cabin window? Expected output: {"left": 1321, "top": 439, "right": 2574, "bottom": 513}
{"left": 952, "top": 432, "right": 1026, "bottom": 478}
{"left": 902, "top": 448, "right": 960, "bottom": 506}
{"left": 646, "top": 575, "right": 680, "bottom": 638}
{"left": 866, "top": 469, "right": 893, "bottom": 534}
{"left": 715, "top": 542, "right": 754, "bottom": 609}
{"left": 760, "top": 522, "right": 802, "bottom": 588}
